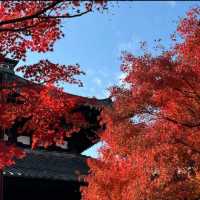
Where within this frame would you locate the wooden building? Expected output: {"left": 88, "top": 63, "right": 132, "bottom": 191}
{"left": 0, "top": 58, "right": 111, "bottom": 200}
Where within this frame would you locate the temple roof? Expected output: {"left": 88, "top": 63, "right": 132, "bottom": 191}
{"left": 3, "top": 149, "right": 90, "bottom": 182}
{"left": 0, "top": 57, "right": 18, "bottom": 66}
{"left": 0, "top": 56, "right": 19, "bottom": 74}
{"left": 0, "top": 59, "right": 112, "bottom": 109}
{"left": 0, "top": 57, "right": 112, "bottom": 152}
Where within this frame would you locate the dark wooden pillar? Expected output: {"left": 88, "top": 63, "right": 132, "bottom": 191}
{"left": 0, "top": 173, "right": 3, "bottom": 200}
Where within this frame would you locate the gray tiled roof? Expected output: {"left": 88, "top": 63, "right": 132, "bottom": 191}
{"left": 3, "top": 149, "right": 89, "bottom": 182}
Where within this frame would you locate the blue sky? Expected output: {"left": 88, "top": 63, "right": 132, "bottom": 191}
{"left": 18, "top": 1, "right": 200, "bottom": 157}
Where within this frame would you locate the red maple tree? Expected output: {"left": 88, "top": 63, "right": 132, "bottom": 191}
{"left": 82, "top": 7, "right": 200, "bottom": 200}
{"left": 0, "top": 1, "right": 107, "bottom": 170}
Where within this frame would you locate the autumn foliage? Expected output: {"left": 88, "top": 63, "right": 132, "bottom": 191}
{"left": 0, "top": 1, "right": 107, "bottom": 170}
{"left": 82, "top": 7, "right": 200, "bottom": 200}
{"left": 2, "top": 1, "right": 200, "bottom": 200}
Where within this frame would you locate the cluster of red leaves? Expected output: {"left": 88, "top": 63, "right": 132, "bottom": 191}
{"left": 0, "top": 81, "right": 96, "bottom": 171}
{"left": 0, "top": 141, "right": 25, "bottom": 169}
{"left": 0, "top": 84, "right": 88, "bottom": 147}
{"left": 0, "top": 1, "right": 107, "bottom": 60}
{"left": 82, "top": 7, "right": 200, "bottom": 200}
{"left": 16, "top": 60, "right": 85, "bottom": 86}
{"left": 0, "top": 1, "right": 107, "bottom": 170}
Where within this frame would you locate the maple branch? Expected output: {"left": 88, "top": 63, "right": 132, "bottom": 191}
{"left": 0, "top": 0, "right": 63, "bottom": 27}
{"left": 174, "top": 138, "right": 200, "bottom": 155}
{"left": 0, "top": 20, "right": 45, "bottom": 32}
{"left": 162, "top": 116, "right": 200, "bottom": 128}
{"left": 182, "top": 77, "right": 200, "bottom": 101}
{"left": 0, "top": 3, "right": 92, "bottom": 33}
{"left": 114, "top": 112, "right": 134, "bottom": 122}
{"left": 38, "top": 9, "right": 92, "bottom": 19}
{"left": 173, "top": 87, "right": 196, "bottom": 99}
